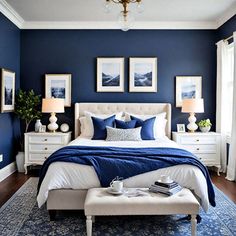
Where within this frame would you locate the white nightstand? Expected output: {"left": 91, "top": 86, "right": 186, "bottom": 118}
{"left": 24, "top": 132, "right": 72, "bottom": 174}
{"left": 172, "top": 132, "right": 221, "bottom": 175}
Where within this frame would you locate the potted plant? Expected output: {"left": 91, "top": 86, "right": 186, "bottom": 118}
{"left": 198, "top": 119, "right": 212, "bottom": 133}
{"left": 14, "top": 89, "right": 41, "bottom": 172}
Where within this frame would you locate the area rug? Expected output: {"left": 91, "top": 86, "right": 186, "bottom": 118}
{"left": 0, "top": 178, "right": 235, "bottom": 236}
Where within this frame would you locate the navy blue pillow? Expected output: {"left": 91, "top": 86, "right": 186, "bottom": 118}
{"left": 92, "top": 115, "right": 116, "bottom": 140}
{"left": 115, "top": 119, "right": 137, "bottom": 129}
{"left": 130, "top": 116, "right": 156, "bottom": 140}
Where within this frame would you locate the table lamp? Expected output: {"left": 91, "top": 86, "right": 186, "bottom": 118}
{"left": 42, "top": 98, "right": 64, "bottom": 132}
{"left": 181, "top": 98, "right": 204, "bottom": 132}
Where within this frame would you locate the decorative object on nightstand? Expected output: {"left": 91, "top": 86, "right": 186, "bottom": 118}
{"left": 181, "top": 98, "right": 204, "bottom": 132}
{"left": 39, "top": 125, "right": 46, "bottom": 133}
{"left": 24, "top": 131, "right": 72, "bottom": 174}
{"left": 42, "top": 98, "right": 64, "bottom": 132}
{"left": 198, "top": 119, "right": 212, "bottom": 133}
{"left": 35, "top": 119, "right": 42, "bottom": 132}
{"left": 14, "top": 89, "right": 41, "bottom": 172}
{"left": 172, "top": 131, "right": 221, "bottom": 175}
{"left": 60, "top": 123, "right": 69, "bottom": 133}
{"left": 177, "top": 124, "right": 186, "bottom": 133}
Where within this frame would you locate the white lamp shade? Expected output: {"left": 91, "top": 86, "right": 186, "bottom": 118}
{"left": 42, "top": 98, "right": 65, "bottom": 113}
{"left": 181, "top": 98, "right": 204, "bottom": 113}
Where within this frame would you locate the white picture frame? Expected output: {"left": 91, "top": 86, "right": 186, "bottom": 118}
{"left": 129, "top": 57, "right": 157, "bottom": 92}
{"left": 1, "top": 69, "right": 15, "bottom": 113}
{"left": 45, "top": 74, "right": 71, "bottom": 107}
{"left": 176, "top": 76, "right": 202, "bottom": 107}
{"left": 177, "top": 124, "right": 186, "bottom": 133}
{"left": 39, "top": 125, "right": 46, "bottom": 133}
{"left": 97, "top": 57, "right": 124, "bottom": 92}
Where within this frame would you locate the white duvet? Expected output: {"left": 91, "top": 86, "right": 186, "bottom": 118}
{"left": 37, "top": 136, "right": 209, "bottom": 211}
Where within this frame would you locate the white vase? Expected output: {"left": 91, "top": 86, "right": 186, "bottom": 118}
{"left": 16, "top": 152, "right": 25, "bottom": 173}
{"left": 35, "top": 119, "right": 42, "bottom": 132}
{"left": 200, "top": 126, "right": 211, "bottom": 133}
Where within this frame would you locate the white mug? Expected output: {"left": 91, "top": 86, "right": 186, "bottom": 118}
{"left": 110, "top": 180, "right": 123, "bottom": 192}
{"left": 161, "top": 175, "right": 171, "bottom": 183}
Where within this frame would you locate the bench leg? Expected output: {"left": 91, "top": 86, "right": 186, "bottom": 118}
{"left": 86, "top": 216, "right": 92, "bottom": 236}
{"left": 191, "top": 214, "right": 197, "bottom": 236}
{"left": 48, "top": 210, "right": 57, "bottom": 221}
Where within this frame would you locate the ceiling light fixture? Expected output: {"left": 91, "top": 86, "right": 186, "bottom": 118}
{"left": 104, "top": 0, "right": 144, "bottom": 32}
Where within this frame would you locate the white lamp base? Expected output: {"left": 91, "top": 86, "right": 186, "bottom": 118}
{"left": 47, "top": 112, "right": 58, "bottom": 132}
{"left": 187, "top": 112, "right": 198, "bottom": 132}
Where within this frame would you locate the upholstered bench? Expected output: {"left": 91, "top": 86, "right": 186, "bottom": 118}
{"left": 84, "top": 188, "right": 200, "bottom": 236}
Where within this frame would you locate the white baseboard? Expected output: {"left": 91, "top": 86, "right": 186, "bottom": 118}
{"left": 0, "top": 162, "right": 17, "bottom": 182}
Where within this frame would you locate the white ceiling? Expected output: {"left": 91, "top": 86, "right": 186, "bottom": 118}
{"left": 1, "top": 0, "right": 236, "bottom": 29}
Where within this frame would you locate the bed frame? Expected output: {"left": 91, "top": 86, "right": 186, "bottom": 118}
{"left": 47, "top": 103, "right": 172, "bottom": 218}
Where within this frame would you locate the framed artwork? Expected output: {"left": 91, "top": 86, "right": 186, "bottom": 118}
{"left": 97, "top": 57, "right": 124, "bottom": 92}
{"left": 45, "top": 74, "right": 71, "bottom": 107}
{"left": 129, "top": 57, "right": 157, "bottom": 92}
{"left": 177, "top": 124, "right": 186, "bottom": 133}
{"left": 1, "top": 69, "right": 15, "bottom": 113}
{"left": 39, "top": 125, "right": 46, "bottom": 133}
{"left": 176, "top": 76, "right": 202, "bottom": 107}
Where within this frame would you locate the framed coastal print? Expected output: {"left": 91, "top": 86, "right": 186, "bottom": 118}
{"left": 97, "top": 57, "right": 124, "bottom": 92}
{"left": 177, "top": 124, "right": 186, "bottom": 133}
{"left": 176, "top": 76, "right": 202, "bottom": 107}
{"left": 129, "top": 57, "right": 157, "bottom": 92}
{"left": 1, "top": 69, "right": 15, "bottom": 113}
{"left": 45, "top": 74, "right": 71, "bottom": 107}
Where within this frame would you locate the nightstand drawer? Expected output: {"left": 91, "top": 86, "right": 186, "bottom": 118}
{"left": 182, "top": 144, "right": 217, "bottom": 154}
{"left": 196, "top": 154, "right": 219, "bottom": 163}
{"left": 29, "top": 144, "right": 62, "bottom": 152}
{"left": 180, "top": 136, "right": 216, "bottom": 145}
{"left": 29, "top": 135, "right": 63, "bottom": 144}
{"left": 29, "top": 153, "right": 50, "bottom": 162}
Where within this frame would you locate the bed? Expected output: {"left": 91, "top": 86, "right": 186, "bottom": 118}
{"left": 37, "top": 103, "right": 213, "bottom": 218}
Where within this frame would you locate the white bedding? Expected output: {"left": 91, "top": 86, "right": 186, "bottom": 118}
{"left": 37, "top": 136, "right": 209, "bottom": 211}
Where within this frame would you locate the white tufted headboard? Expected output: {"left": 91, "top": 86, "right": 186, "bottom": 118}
{"left": 74, "top": 103, "right": 171, "bottom": 139}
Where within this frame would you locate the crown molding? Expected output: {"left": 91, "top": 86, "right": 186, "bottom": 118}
{"left": 22, "top": 20, "right": 217, "bottom": 30}
{"left": 216, "top": 3, "right": 236, "bottom": 28}
{"left": 0, "top": 0, "right": 24, "bottom": 28}
{"left": 0, "top": 0, "right": 234, "bottom": 30}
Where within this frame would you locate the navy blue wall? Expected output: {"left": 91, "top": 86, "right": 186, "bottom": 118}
{"left": 0, "top": 13, "right": 20, "bottom": 169}
{"left": 218, "top": 15, "right": 236, "bottom": 39}
{"left": 20, "top": 30, "right": 217, "bottom": 132}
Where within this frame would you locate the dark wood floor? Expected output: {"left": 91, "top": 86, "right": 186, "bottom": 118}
{"left": 0, "top": 170, "right": 235, "bottom": 208}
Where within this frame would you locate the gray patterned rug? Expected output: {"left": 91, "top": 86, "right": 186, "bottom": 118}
{"left": 0, "top": 178, "right": 235, "bottom": 236}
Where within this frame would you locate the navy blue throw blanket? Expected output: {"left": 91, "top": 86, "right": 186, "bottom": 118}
{"left": 37, "top": 146, "right": 216, "bottom": 207}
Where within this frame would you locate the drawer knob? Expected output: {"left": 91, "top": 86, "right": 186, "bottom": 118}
{"left": 44, "top": 147, "right": 48, "bottom": 150}
{"left": 44, "top": 157, "right": 47, "bottom": 160}
{"left": 44, "top": 139, "right": 48, "bottom": 141}
{"left": 196, "top": 148, "right": 200, "bottom": 151}
{"left": 196, "top": 139, "right": 199, "bottom": 142}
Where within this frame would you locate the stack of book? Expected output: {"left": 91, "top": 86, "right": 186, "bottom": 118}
{"left": 149, "top": 180, "right": 182, "bottom": 196}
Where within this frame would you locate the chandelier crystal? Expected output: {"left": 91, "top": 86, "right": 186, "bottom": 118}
{"left": 104, "top": 0, "right": 143, "bottom": 31}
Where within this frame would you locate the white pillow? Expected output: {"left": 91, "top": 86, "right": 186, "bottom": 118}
{"left": 124, "top": 112, "right": 167, "bottom": 139}
{"left": 106, "top": 126, "right": 142, "bottom": 141}
{"left": 79, "top": 117, "right": 90, "bottom": 137}
{"left": 79, "top": 111, "right": 123, "bottom": 138}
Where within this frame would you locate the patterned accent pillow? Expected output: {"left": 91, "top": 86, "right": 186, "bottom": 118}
{"left": 106, "top": 127, "right": 142, "bottom": 141}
